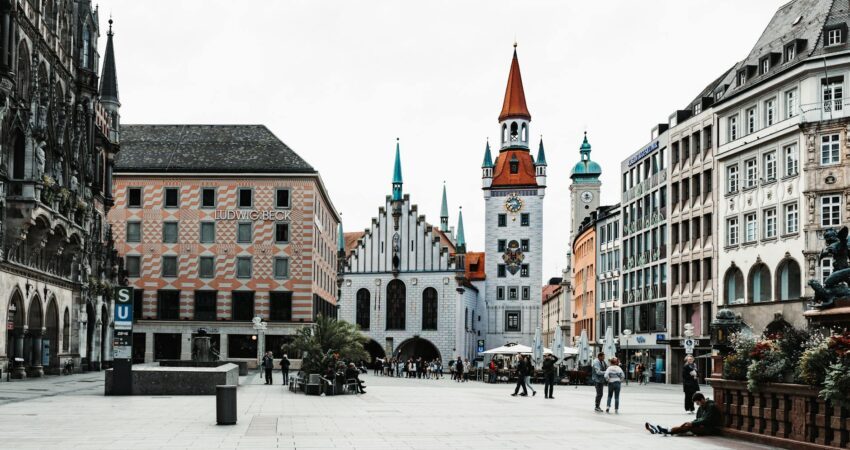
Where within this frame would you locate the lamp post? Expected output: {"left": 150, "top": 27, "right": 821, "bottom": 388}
{"left": 622, "top": 329, "right": 632, "bottom": 385}
{"left": 252, "top": 316, "right": 267, "bottom": 366}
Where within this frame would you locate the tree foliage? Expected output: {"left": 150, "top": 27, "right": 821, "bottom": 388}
{"left": 283, "top": 315, "right": 369, "bottom": 375}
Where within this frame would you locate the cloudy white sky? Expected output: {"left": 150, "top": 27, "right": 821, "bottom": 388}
{"left": 97, "top": 0, "right": 787, "bottom": 281}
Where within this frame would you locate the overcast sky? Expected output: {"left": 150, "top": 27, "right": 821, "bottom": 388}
{"left": 97, "top": 0, "right": 787, "bottom": 281}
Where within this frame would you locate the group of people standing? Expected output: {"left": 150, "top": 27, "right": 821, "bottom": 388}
{"left": 374, "top": 357, "right": 445, "bottom": 379}
{"left": 509, "top": 354, "right": 560, "bottom": 399}
{"left": 260, "top": 352, "right": 291, "bottom": 385}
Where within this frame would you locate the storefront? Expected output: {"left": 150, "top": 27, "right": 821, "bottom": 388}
{"left": 620, "top": 332, "right": 667, "bottom": 383}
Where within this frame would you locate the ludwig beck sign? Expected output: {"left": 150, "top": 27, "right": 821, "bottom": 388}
{"left": 214, "top": 210, "right": 292, "bottom": 221}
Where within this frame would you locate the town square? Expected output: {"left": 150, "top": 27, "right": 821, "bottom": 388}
{"left": 1, "top": 0, "right": 850, "bottom": 449}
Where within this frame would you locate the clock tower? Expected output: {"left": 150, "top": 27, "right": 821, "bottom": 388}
{"left": 569, "top": 132, "right": 602, "bottom": 240}
{"left": 482, "top": 45, "right": 546, "bottom": 348}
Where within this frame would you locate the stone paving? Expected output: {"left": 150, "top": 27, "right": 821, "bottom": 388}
{"left": 0, "top": 371, "right": 775, "bottom": 449}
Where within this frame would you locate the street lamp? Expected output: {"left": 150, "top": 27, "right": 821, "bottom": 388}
{"left": 622, "top": 329, "right": 632, "bottom": 385}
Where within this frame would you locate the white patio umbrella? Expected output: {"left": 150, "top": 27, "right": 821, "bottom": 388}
{"left": 532, "top": 327, "right": 544, "bottom": 369}
{"left": 482, "top": 343, "right": 531, "bottom": 355}
{"left": 577, "top": 330, "right": 592, "bottom": 366}
{"left": 552, "top": 328, "right": 565, "bottom": 362}
{"left": 603, "top": 326, "right": 617, "bottom": 361}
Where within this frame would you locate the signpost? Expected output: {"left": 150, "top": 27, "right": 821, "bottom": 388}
{"left": 477, "top": 339, "right": 485, "bottom": 354}
{"left": 112, "top": 287, "right": 133, "bottom": 395}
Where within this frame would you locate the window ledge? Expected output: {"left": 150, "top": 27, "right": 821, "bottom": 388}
{"left": 761, "top": 179, "right": 777, "bottom": 187}
{"left": 781, "top": 173, "right": 799, "bottom": 181}
{"left": 741, "top": 241, "right": 758, "bottom": 248}
{"left": 761, "top": 236, "right": 778, "bottom": 243}
{"left": 724, "top": 245, "right": 739, "bottom": 250}
{"left": 725, "top": 191, "right": 739, "bottom": 198}
{"left": 742, "top": 186, "right": 757, "bottom": 192}
{"left": 780, "top": 232, "right": 800, "bottom": 239}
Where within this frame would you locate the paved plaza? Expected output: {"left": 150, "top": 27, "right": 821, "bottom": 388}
{"left": 0, "top": 372, "right": 776, "bottom": 449}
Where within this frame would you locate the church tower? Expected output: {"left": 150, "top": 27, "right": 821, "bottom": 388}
{"left": 569, "top": 132, "right": 602, "bottom": 239}
{"left": 482, "top": 45, "right": 545, "bottom": 348}
{"left": 99, "top": 18, "right": 121, "bottom": 143}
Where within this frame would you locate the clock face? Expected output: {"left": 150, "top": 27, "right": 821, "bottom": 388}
{"left": 581, "top": 191, "right": 594, "bottom": 203}
{"left": 505, "top": 193, "right": 523, "bottom": 213}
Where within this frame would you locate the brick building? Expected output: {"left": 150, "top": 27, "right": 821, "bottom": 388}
{"left": 108, "top": 125, "right": 339, "bottom": 363}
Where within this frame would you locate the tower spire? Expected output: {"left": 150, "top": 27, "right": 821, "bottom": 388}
{"left": 440, "top": 182, "right": 449, "bottom": 232}
{"left": 498, "top": 46, "right": 531, "bottom": 122}
{"left": 536, "top": 136, "right": 547, "bottom": 166}
{"left": 482, "top": 139, "right": 493, "bottom": 168}
{"left": 392, "top": 138, "right": 403, "bottom": 201}
{"left": 456, "top": 206, "right": 466, "bottom": 252}
{"left": 100, "top": 18, "right": 119, "bottom": 104}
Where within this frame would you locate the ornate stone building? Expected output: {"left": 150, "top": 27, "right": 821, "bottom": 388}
{"left": 338, "top": 144, "right": 482, "bottom": 362}
{"left": 0, "top": 1, "right": 122, "bottom": 377}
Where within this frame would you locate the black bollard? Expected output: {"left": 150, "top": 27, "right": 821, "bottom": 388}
{"left": 216, "top": 385, "right": 237, "bottom": 425}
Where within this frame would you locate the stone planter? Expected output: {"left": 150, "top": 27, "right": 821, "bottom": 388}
{"left": 708, "top": 378, "right": 849, "bottom": 449}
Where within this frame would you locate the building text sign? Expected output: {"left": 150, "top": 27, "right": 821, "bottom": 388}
{"left": 214, "top": 210, "right": 292, "bottom": 221}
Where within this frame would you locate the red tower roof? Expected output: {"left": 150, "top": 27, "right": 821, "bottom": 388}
{"left": 498, "top": 49, "right": 531, "bottom": 122}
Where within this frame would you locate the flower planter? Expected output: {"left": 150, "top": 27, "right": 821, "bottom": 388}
{"left": 709, "top": 377, "right": 849, "bottom": 449}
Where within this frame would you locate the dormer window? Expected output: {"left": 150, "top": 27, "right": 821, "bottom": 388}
{"left": 737, "top": 70, "right": 747, "bottom": 86}
{"left": 827, "top": 27, "right": 844, "bottom": 46}
{"left": 509, "top": 158, "right": 519, "bottom": 174}
{"left": 784, "top": 43, "right": 796, "bottom": 62}
{"left": 694, "top": 103, "right": 702, "bottom": 115}
{"left": 760, "top": 57, "right": 770, "bottom": 75}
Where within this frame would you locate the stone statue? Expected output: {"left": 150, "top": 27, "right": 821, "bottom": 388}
{"left": 70, "top": 172, "right": 79, "bottom": 193}
{"left": 809, "top": 226, "right": 850, "bottom": 309}
{"left": 55, "top": 154, "right": 64, "bottom": 185}
{"left": 35, "top": 141, "right": 46, "bottom": 179}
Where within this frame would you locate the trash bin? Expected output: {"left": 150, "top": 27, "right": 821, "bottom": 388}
{"left": 216, "top": 385, "right": 237, "bottom": 425}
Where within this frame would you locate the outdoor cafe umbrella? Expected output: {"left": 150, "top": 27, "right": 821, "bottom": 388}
{"left": 552, "top": 327, "right": 565, "bottom": 362}
{"left": 577, "top": 330, "right": 592, "bottom": 366}
{"left": 482, "top": 343, "right": 554, "bottom": 356}
{"left": 602, "top": 326, "right": 617, "bottom": 361}
{"left": 532, "top": 326, "right": 544, "bottom": 369}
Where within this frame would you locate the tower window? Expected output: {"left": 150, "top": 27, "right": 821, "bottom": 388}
{"left": 498, "top": 214, "right": 507, "bottom": 227}
{"left": 521, "top": 213, "right": 530, "bottom": 227}
{"left": 510, "top": 160, "right": 519, "bottom": 174}
{"left": 510, "top": 122, "right": 519, "bottom": 142}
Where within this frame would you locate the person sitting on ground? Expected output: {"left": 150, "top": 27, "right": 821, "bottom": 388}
{"left": 345, "top": 362, "right": 366, "bottom": 394}
{"left": 645, "top": 392, "right": 721, "bottom": 436}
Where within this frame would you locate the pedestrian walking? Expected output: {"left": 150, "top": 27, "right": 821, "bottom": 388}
{"left": 463, "top": 358, "right": 472, "bottom": 382}
{"left": 454, "top": 356, "right": 463, "bottom": 382}
{"left": 523, "top": 355, "right": 537, "bottom": 396}
{"left": 262, "top": 351, "right": 274, "bottom": 385}
{"left": 682, "top": 355, "right": 700, "bottom": 414}
{"left": 280, "top": 354, "right": 290, "bottom": 385}
{"left": 511, "top": 356, "right": 529, "bottom": 396}
{"left": 542, "top": 353, "right": 559, "bottom": 399}
{"left": 488, "top": 359, "right": 497, "bottom": 384}
{"left": 436, "top": 358, "right": 443, "bottom": 379}
{"left": 604, "top": 357, "right": 625, "bottom": 413}
{"left": 592, "top": 352, "right": 608, "bottom": 412}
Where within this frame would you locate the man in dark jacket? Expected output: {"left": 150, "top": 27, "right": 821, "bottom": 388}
{"left": 682, "top": 355, "right": 700, "bottom": 413}
{"left": 262, "top": 351, "right": 274, "bottom": 385}
{"left": 345, "top": 363, "right": 366, "bottom": 394}
{"left": 542, "top": 353, "right": 560, "bottom": 399}
{"left": 645, "top": 392, "right": 721, "bottom": 436}
{"left": 280, "top": 354, "right": 291, "bottom": 385}
{"left": 511, "top": 357, "right": 528, "bottom": 396}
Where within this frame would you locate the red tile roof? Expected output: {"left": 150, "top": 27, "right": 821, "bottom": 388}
{"left": 542, "top": 284, "right": 562, "bottom": 304}
{"left": 499, "top": 49, "right": 531, "bottom": 122}
{"left": 343, "top": 231, "right": 365, "bottom": 254}
{"left": 491, "top": 150, "right": 538, "bottom": 188}
{"left": 465, "top": 252, "right": 486, "bottom": 281}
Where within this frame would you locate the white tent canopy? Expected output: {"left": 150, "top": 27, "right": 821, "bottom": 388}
{"left": 481, "top": 343, "right": 553, "bottom": 355}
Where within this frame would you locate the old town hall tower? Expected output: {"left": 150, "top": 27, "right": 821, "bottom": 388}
{"left": 482, "top": 45, "right": 546, "bottom": 348}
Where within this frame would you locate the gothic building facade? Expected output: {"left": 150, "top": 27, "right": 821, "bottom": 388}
{"left": 0, "top": 1, "right": 121, "bottom": 377}
{"left": 338, "top": 143, "right": 482, "bottom": 363}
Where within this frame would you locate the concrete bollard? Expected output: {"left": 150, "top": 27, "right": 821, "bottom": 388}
{"left": 216, "top": 385, "right": 237, "bottom": 425}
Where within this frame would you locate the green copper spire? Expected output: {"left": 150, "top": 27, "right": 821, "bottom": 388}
{"left": 392, "top": 138, "right": 403, "bottom": 201}
{"left": 536, "top": 137, "right": 547, "bottom": 166}
{"left": 482, "top": 139, "right": 494, "bottom": 168}
{"left": 456, "top": 207, "right": 466, "bottom": 249}
{"left": 440, "top": 183, "right": 449, "bottom": 231}
{"left": 570, "top": 131, "right": 602, "bottom": 182}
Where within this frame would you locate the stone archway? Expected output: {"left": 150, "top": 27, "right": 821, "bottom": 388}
{"left": 85, "top": 301, "right": 95, "bottom": 371}
{"left": 26, "top": 294, "right": 44, "bottom": 377}
{"left": 44, "top": 298, "right": 60, "bottom": 374}
{"left": 395, "top": 337, "right": 441, "bottom": 362}
{"left": 363, "top": 339, "right": 386, "bottom": 368}
{"left": 5, "top": 290, "right": 26, "bottom": 378}
{"left": 100, "top": 304, "right": 110, "bottom": 369}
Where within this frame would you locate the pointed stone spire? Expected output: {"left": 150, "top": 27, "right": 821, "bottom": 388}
{"left": 456, "top": 207, "right": 466, "bottom": 251}
{"left": 482, "top": 139, "right": 494, "bottom": 168}
{"left": 99, "top": 18, "right": 119, "bottom": 105}
{"left": 392, "top": 138, "right": 403, "bottom": 201}
{"left": 440, "top": 182, "right": 449, "bottom": 232}
{"left": 498, "top": 45, "right": 531, "bottom": 122}
{"left": 536, "top": 136, "right": 547, "bottom": 166}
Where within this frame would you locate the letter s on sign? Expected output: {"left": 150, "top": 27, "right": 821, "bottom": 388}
{"left": 118, "top": 288, "right": 131, "bottom": 303}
